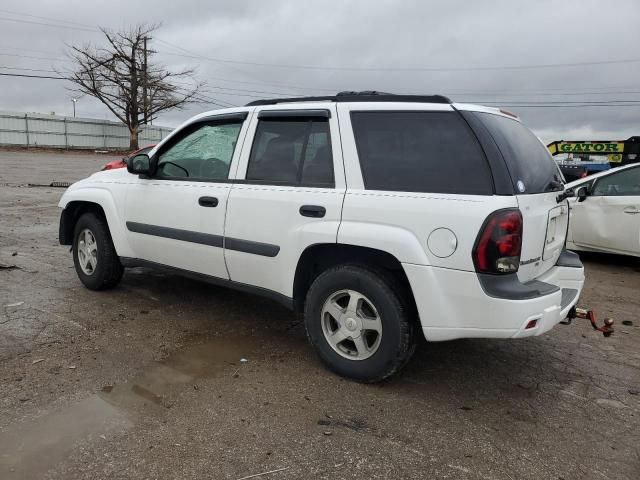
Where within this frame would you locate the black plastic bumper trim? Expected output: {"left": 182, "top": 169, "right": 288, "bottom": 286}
{"left": 477, "top": 273, "right": 560, "bottom": 300}
{"left": 560, "top": 288, "right": 579, "bottom": 310}
{"left": 556, "top": 249, "right": 583, "bottom": 268}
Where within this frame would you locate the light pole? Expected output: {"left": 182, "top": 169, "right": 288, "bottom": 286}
{"left": 71, "top": 98, "right": 77, "bottom": 118}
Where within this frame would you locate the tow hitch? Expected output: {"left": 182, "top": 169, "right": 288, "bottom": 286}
{"left": 561, "top": 307, "right": 614, "bottom": 337}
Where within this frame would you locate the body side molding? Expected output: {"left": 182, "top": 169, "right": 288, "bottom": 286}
{"left": 125, "top": 221, "right": 280, "bottom": 257}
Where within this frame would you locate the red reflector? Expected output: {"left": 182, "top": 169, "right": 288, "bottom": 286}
{"left": 525, "top": 319, "right": 538, "bottom": 329}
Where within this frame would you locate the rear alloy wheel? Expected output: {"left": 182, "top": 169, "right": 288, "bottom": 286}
{"left": 305, "top": 264, "right": 415, "bottom": 383}
{"left": 321, "top": 289, "right": 383, "bottom": 361}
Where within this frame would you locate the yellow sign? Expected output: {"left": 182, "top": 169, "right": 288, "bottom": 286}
{"left": 548, "top": 142, "right": 624, "bottom": 155}
{"left": 607, "top": 153, "right": 623, "bottom": 163}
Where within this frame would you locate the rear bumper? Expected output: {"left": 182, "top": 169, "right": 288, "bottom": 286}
{"left": 403, "top": 250, "right": 585, "bottom": 341}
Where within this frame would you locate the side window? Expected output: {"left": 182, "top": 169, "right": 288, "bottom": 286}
{"left": 592, "top": 167, "right": 640, "bottom": 196}
{"left": 156, "top": 121, "right": 242, "bottom": 181}
{"left": 350, "top": 111, "right": 493, "bottom": 194}
{"left": 246, "top": 118, "right": 334, "bottom": 187}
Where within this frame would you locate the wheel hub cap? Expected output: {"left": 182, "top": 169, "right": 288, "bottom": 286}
{"left": 345, "top": 318, "right": 358, "bottom": 331}
{"left": 77, "top": 228, "right": 98, "bottom": 276}
{"left": 320, "top": 289, "right": 383, "bottom": 361}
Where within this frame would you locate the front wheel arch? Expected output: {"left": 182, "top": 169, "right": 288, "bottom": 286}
{"left": 60, "top": 201, "right": 109, "bottom": 245}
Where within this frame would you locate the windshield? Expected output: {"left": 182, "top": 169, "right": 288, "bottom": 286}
{"left": 474, "top": 112, "right": 564, "bottom": 194}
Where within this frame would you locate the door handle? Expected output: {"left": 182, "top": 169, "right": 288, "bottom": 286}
{"left": 623, "top": 207, "right": 640, "bottom": 214}
{"left": 299, "top": 205, "right": 326, "bottom": 218}
{"left": 198, "top": 196, "right": 219, "bottom": 207}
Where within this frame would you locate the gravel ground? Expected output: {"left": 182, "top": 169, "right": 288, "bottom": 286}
{"left": 1, "top": 150, "right": 639, "bottom": 480}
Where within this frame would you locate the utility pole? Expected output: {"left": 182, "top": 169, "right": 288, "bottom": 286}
{"left": 142, "top": 36, "right": 148, "bottom": 125}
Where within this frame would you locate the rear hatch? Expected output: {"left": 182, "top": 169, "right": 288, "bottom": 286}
{"left": 469, "top": 111, "right": 567, "bottom": 282}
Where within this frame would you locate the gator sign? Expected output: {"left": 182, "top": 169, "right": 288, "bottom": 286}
{"left": 548, "top": 141, "right": 624, "bottom": 155}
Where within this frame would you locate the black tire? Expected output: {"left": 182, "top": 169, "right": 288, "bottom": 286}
{"left": 304, "top": 264, "right": 416, "bottom": 383}
{"left": 72, "top": 212, "right": 123, "bottom": 290}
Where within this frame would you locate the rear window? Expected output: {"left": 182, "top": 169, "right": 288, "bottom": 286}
{"left": 350, "top": 111, "right": 493, "bottom": 194}
{"left": 474, "top": 112, "right": 563, "bottom": 194}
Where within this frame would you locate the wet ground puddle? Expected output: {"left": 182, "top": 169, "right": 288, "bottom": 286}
{"left": 0, "top": 336, "right": 261, "bottom": 479}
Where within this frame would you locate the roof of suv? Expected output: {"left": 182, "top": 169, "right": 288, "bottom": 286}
{"left": 176, "top": 92, "right": 518, "bottom": 136}
{"left": 246, "top": 91, "right": 452, "bottom": 106}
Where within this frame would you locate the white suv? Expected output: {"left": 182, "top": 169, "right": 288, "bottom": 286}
{"left": 58, "top": 92, "right": 585, "bottom": 382}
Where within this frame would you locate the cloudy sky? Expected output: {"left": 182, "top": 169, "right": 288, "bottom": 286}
{"left": 1, "top": 0, "right": 639, "bottom": 143}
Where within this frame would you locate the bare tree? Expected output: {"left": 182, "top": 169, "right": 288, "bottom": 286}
{"left": 63, "top": 24, "right": 203, "bottom": 149}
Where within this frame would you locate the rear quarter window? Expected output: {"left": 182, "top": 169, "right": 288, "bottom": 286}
{"left": 350, "top": 111, "right": 493, "bottom": 195}
{"left": 473, "top": 112, "right": 563, "bottom": 194}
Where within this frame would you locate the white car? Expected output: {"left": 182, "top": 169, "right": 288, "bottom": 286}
{"left": 565, "top": 163, "right": 640, "bottom": 257}
{"left": 58, "top": 92, "right": 585, "bottom": 382}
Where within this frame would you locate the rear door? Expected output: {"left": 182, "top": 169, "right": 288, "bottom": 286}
{"left": 470, "top": 111, "right": 568, "bottom": 281}
{"left": 570, "top": 165, "right": 640, "bottom": 254}
{"left": 224, "top": 105, "right": 345, "bottom": 296}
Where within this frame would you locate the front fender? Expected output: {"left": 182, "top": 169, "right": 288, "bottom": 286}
{"left": 59, "top": 182, "right": 134, "bottom": 257}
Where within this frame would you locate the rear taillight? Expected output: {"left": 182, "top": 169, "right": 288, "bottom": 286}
{"left": 473, "top": 209, "right": 523, "bottom": 274}
{"left": 101, "top": 164, "right": 112, "bottom": 171}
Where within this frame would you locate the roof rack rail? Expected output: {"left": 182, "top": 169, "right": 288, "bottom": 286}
{"left": 246, "top": 91, "right": 451, "bottom": 106}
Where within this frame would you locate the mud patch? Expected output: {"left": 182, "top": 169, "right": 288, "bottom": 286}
{"left": 0, "top": 307, "right": 71, "bottom": 360}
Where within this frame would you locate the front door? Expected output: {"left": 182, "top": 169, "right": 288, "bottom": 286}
{"left": 125, "top": 113, "right": 249, "bottom": 278}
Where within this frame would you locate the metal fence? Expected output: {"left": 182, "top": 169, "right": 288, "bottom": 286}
{"left": 0, "top": 111, "right": 173, "bottom": 150}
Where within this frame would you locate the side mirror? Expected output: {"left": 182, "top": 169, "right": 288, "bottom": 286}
{"left": 127, "top": 153, "right": 151, "bottom": 176}
{"left": 575, "top": 185, "right": 589, "bottom": 202}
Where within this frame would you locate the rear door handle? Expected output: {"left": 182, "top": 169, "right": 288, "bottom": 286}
{"left": 198, "top": 196, "right": 218, "bottom": 207}
{"left": 623, "top": 207, "right": 640, "bottom": 214}
{"left": 299, "top": 205, "right": 326, "bottom": 218}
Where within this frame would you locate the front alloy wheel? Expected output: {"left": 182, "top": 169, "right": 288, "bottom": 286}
{"left": 77, "top": 228, "right": 98, "bottom": 275}
{"left": 72, "top": 212, "right": 123, "bottom": 290}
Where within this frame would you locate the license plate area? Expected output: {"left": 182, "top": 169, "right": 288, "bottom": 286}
{"left": 543, "top": 205, "right": 568, "bottom": 261}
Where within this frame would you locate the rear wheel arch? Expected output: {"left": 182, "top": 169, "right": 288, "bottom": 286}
{"left": 292, "top": 243, "right": 416, "bottom": 314}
